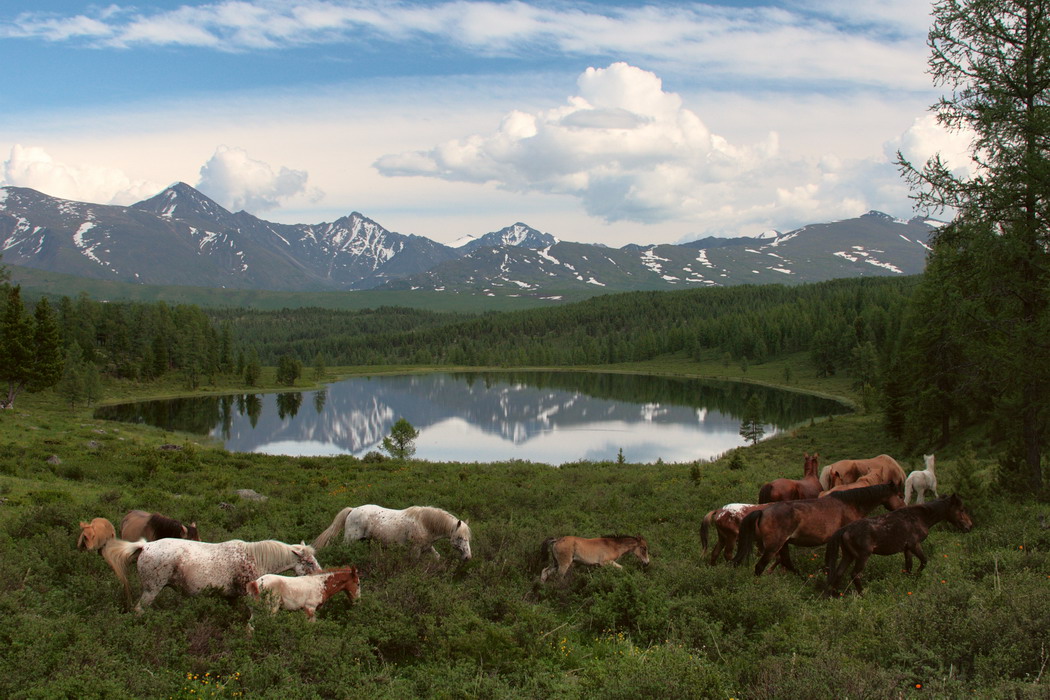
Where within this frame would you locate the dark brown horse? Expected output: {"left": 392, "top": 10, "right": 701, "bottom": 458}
{"left": 824, "top": 494, "right": 973, "bottom": 595}
{"left": 700, "top": 503, "right": 772, "bottom": 565}
{"left": 121, "top": 510, "right": 200, "bottom": 542}
{"left": 733, "top": 483, "right": 905, "bottom": 576}
{"left": 758, "top": 453, "right": 821, "bottom": 503}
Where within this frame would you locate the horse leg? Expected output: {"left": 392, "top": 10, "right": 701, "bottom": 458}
{"left": 912, "top": 543, "right": 928, "bottom": 573}
{"left": 135, "top": 584, "right": 163, "bottom": 615}
{"left": 305, "top": 607, "right": 317, "bottom": 622}
{"left": 776, "top": 547, "right": 799, "bottom": 575}
{"left": 903, "top": 549, "right": 913, "bottom": 573}
{"left": 429, "top": 545, "right": 441, "bottom": 559}
{"left": 915, "top": 490, "right": 925, "bottom": 505}
{"left": 608, "top": 561, "right": 623, "bottom": 569}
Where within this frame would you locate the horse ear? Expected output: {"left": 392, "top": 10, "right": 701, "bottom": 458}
{"left": 79, "top": 522, "right": 89, "bottom": 528}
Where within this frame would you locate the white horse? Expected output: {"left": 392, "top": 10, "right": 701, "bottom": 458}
{"left": 313, "top": 505, "right": 472, "bottom": 560}
{"left": 904, "top": 454, "right": 939, "bottom": 504}
{"left": 102, "top": 538, "right": 321, "bottom": 613}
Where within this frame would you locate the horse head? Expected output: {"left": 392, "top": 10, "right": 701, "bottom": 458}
{"left": 292, "top": 542, "right": 322, "bottom": 575}
{"left": 946, "top": 494, "right": 974, "bottom": 532}
{"left": 185, "top": 522, "right": 201, "bottom": 541}
{"left": 451, "top": 520, "right": 472, "bottom": 560}
{"left": 634, "top": 536, "right": 650, "bottom": 567}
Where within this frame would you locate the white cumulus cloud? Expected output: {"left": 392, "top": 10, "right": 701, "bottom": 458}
{"left": 196, "top": 145, "right": 316, "bottom": 213}
{"left": 376, "top": 62, "right": 907, "bottom": 232}
{"left": 1, "top": 144, "right": 162, "bottom": 204}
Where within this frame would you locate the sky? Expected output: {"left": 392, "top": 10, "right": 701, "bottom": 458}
{"left": 0, "top": 0, "right": 975, "bottom": 247}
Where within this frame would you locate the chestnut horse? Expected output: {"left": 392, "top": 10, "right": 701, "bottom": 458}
{"left": 540, "top": 535, "right": 649, "bottom": 581}
{"left": 758, "top": 453, "right": 821, "bottom": 503}
{"left": 121, "top": 510, "right": 200, "bottom": 542}
{"left": 825, "top": 493, "right": 973, "bottom": 595}
{"left": 700, "top": 503, "right": 771, "bottom": 565}
{"left": 248, "top": 566, "right": 360, "bottom": 621}
{"left": 819, "top": 454, "right": 906, "bottom": 491}
{"left": 77, "top": 518, "right": 116, "bottom": 551}
{"left": 733, "top": 484, "right": 905, "bottom": 576}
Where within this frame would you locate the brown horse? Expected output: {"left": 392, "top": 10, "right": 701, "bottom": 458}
{"left": 825, "top": 494, "right": 973, "bottom": 595}
{"left": 819, "top": 454, "right": 906, "bottom": 494}
{"left": 733, "top": 483, "right": 905, "bottom": 576}
{"left": 540, "top": 535, "right": 649, "bottom": 582}
{"left": 700, "top": 503, "right": 772, "bottom": 565}
{"left": 77, "top": 518, "right": 116, "bottom": 551}
{"left": 121, "top": 510, "right": 200, "bottom": 542}
{"left": 759, "top": 453, "right": 821, "bottom": 503}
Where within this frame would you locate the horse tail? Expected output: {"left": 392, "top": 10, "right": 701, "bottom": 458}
{"left": 101, "top": 538, "right": 146, "bottom": 606}
{"left": 758, "top": 483, "right": 773, "bottom": 504}
{"left": 313, "top": 507, "right": 353, "bottom": 549}
{"left": 732, "top": 511, "right": 763, "bottom": 566}
{"left": 699, "top": 511, "right": 714, "bottom": 553}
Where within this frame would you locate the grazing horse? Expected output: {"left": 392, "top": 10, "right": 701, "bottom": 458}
{"left": 248, "top": 566, "right": 360, "bottom": 621}
{"left": 733, "top": 484, "right": 905, "bottom": 576}
{"left": 904, "top": 454, "right": 939, "bottom": 505}
{"left": 540, "top": 535, "right": 649, "bottom": 581}
{"left": 825, "top": 494, "right": 973, "bottom": 595}
{"left": 121, "top": 510, "right": 200, "bottom": 542}
{"left": 819, "top": 454, "right": 906, "bottom": 491}
{"left": 77, "top": 518, "right": 116, "bottom": 551}
{"left": 700, "top": 503, "right": 771, "bottom": 565}
{"left": 313, "top": 505, "right": 472, "bottom": 560}
{"left": 102, "top": 537, "right": 321, "bottom": 613}
{"left": 758, "top": 453, "right": 821, "bottom": 503}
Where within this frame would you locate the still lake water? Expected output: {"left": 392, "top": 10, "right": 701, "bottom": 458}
{"left": 95, "top": 371, "right": 850, "bottom": 464}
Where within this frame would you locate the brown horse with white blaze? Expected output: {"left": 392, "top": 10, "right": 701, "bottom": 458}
{"left": 540, "top": 535, "right": 649, "bottom": 581}
{"left": 825, "top": 493, "right": 973, "bottom": 595}
{"left": 758, "top": 453, "right": 821, "bottom": 503}
{"left": 733, "top": 483, "right": 906, "bottom": 576}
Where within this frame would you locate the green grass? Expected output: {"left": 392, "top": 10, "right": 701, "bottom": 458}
{"left": 0, "top": 359, "right": 1045, "bottom": 698}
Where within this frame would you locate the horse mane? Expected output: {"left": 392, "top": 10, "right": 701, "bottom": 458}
{"left": 245, "top": 540, "right": 314, "bottom": 572}
{"left": 600, "top": 534, "right": 643, "bottom": 543}
{"left": 826, "top": 483, "right": 895, "bottom": 504}
{"left": 408, "top": 506, "right": 465, "bottom": 536}
{"left": 147, "top": 513, "right": 187, "bottom": 539}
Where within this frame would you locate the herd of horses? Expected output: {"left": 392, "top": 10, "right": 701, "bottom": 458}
{"left": 702, "top": 452, "right": 971, "bottom": 593}
{"left": 74, "top": 452, "right": 970, "bottom": 619}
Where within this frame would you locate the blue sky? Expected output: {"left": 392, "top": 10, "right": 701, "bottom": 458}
{"left": 0, "top": 1, "right": 971, "bottom": 246}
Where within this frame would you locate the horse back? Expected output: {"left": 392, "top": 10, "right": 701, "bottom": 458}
{"left": 120, "top": 510, "right": 151, "bottom": 541}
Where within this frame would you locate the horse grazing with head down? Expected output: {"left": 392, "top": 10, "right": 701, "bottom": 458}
{"left": 904, "top": 454, "right": 939, "bottom": 505}
{"left": 733, "top": 483, "right": 905, "bottom": 576}
{"left": 102, "top": 537, "right": 321, "bottom": 613}
{"left": 121, "top": 510, "right": 200, "bottom": 542}
{"left": 540, "top": 535, "right": 649, "bottom": 582}
{"left": 825, "top": 493, "right": 973, "bottom": 595}
{"left": 758, "top": 453, "right": 821, "bottom": 503}
{"left": 77, "top": 518, "right": 116, "bottom": 551}
{"left": 248, "top": 566, "right": 360, "bottom": 621}
{"left": 313, "top": 505, "right": 472, "bottom": 560}
{"left": 700, "top": 503, "right": 771, "bottom": 565}
{"left": 819, "top": 454, "right": 906, "bottom": 491}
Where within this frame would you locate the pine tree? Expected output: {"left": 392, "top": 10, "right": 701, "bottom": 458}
{"left": 383, "top": 418, "right": 420, "bottom": 459}
{"left": 29, "top": 298, "right": 63, "bottom": 393}
{"left": 0, "top": 286, "right": 35, "bottom": 409}
{"left": 739, "top": 395, "right": 766, "bottom": 445}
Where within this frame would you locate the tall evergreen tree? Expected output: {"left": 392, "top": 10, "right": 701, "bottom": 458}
{"left": 898, "top": 0, "right": 1050, "bottom": 488}
{"left": 29, "top": 297, "right": 64, "bottom": 394}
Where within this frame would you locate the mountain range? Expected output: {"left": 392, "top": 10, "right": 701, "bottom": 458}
{"left": 0, "top": 182, "right": 938, "bottom": 297}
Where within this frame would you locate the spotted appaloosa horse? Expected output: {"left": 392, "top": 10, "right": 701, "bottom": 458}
{"left": 825, "top": 493, "right": 973, "bottom": 595}
{"left": 248, "top": 566, "right": 360, "bottom": 621}
{"left": 700, "top": 503, "right": 771, "bottom": 565}
{"left": 77, "top": 518, "right": 116, "bottom": 551}
{"left": 540, "top": 535, "right": 649, "bottom": 581}
{"left": 121, "top": 510, "right": 200, "bottom": 542}
{"left": 733, "top": 483, "right": 905, "bottom": 576}
{"left": 102, "top": 537, "right": 321, "bottom": 613}
{"left": 758, "top": 453, "right": 821, "bottom": 503}
{"left": 904, "top": 454, "right": 940, "bottom": 505}
{"left": 313, "top": 505, "right": 472, "bottom": 560}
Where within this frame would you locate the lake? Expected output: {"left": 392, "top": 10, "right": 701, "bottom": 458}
{"left": 94, "top": 371, "right": 850, "bottom": 464}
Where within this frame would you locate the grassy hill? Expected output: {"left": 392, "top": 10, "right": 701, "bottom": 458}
{"left": 0, "top": 358, "right": 1044, "bottom": 698}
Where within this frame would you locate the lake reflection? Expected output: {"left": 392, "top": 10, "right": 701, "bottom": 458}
{"left": 95, "top": 371, "right": 850, "bottom": 464}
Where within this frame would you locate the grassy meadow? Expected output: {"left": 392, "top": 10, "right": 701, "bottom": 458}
{"left": 0, "top": 358, "right": 1047, "bottom": 699}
